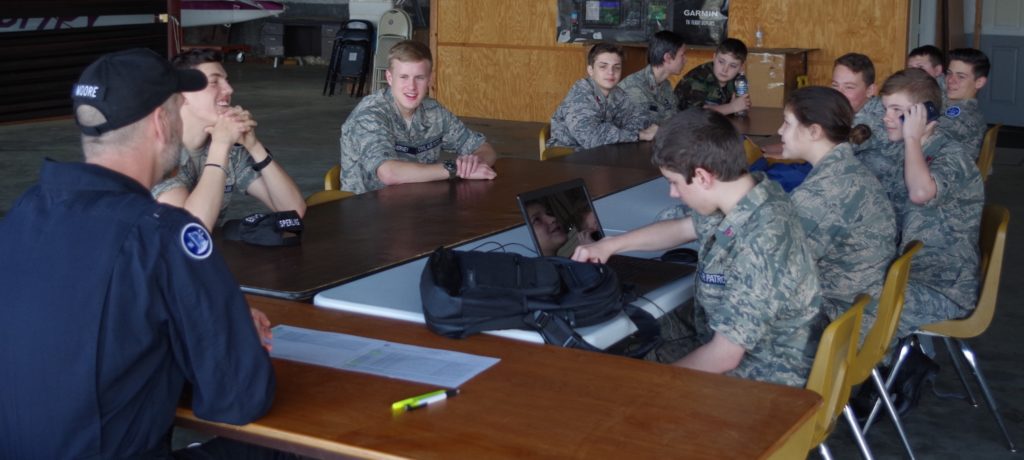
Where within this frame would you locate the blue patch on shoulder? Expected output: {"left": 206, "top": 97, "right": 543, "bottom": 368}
{"left": 180, "top": 223, "right": 212, "bottom": 260}
{"left": 698, "top": 271, "right": 726, "bottom": 285}
{"left": 946, "top": 106, "right": 961, "bottom": 118}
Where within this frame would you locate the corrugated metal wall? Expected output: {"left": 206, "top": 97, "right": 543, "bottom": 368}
{"left": 0, "top": 1, "right": 169, "bottom": 123}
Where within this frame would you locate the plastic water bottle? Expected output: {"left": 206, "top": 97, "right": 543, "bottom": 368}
{"left": 755, "top": 25, "right": 764, "bottom": 48}
{"left": 735, "top": 74, "right": 748, "bottom": 117}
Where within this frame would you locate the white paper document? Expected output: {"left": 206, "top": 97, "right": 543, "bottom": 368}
{"left": 270, "top": 325, "right": 500, "bottom": 388}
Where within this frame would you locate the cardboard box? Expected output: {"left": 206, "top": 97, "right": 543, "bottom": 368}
{"left": 745, "top": 49, "right": 810, "bottom": 108}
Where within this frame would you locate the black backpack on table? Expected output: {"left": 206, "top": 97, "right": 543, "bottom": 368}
{"left": 420, "top": 247, "right": 661, "bottom": 358}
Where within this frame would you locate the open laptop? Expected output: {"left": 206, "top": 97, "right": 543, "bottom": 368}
{"left": 516, "top": 178, "right": 695, "bottom": 295}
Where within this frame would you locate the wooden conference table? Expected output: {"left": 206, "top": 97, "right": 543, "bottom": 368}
{"left": 551, "top": 141, "right": 655, "bottom": 170}
{"left": 177, "top": 295, "right": 821, "bottom": 459}
{"left": 217, "top": 107, "right": 782, "bottom": 300}
{"left": 217, "top": 157, "right": 659, "bottom": 300}
{"left": 731, "top": 107, "right": 785, "bottom": 138}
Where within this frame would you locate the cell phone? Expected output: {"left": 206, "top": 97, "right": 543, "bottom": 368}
{"left": 900, "top": 100, "right": 941, "bottom": 123}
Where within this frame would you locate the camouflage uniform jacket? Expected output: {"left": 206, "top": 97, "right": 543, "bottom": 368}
{"left": 151, "top": 143, "right": 259, "bottom": 224}
{"left": 938, "top": 98, "right": 986, "bottom": 158}
{"left": 897, "top": 131, "right": 984, "bottom": 311}
{"left": 619, "top": 65, "right": 678, "bottom": 124}
{"left": 547, "top": 78, "right": 651, "bottom": 150}
{"left": 790, "top": 143, "right": 897, "bottom": 320}
{"left": 674, "top": 61, "right": 736, "bottom": 110}
{"left": 937, "top": 75, "right": 949, "bottom": 107}
{"left": 340, "top": 88, "right": 486, "bottom": 194}
{"left": 852, "top": 96, "right": 888, "bottom": 174}
{"left": 853, "top": 96, "right": 886, "bottom": 142}
{"left": 692, "top": 173, "right": 825, "bottom": 387}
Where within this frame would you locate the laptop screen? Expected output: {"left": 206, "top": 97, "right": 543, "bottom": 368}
{"left": 516, "top": 179, "right": 605, "bottom": 257}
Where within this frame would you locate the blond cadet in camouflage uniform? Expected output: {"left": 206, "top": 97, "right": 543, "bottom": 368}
{"left": 573, "top": 109, "right": 825, "bottom": 387}
{"left": 876, "top": 70, "right": 984, "bottom": 337}
{"left": 618, "top": 31, "right": 686, "bottom": 124}
{"left": 778, "top": 87, "right": 897, "bottom": 337}
{"left": 340, "top": 41, "right": 496, "bottom": 194}
{"left": 548, "top": 42, "right": 657, "bottom": 150}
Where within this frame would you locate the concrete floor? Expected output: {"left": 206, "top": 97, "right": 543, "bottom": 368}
{"left": 0, "top": 62, "right": 1020, "bottom": 459}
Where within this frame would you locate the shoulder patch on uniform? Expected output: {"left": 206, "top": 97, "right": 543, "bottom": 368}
{"left": 180, "top": 223, "right": 213, "bottom": 260}
{"left": 946, "top": 106, "right": 961, "bottom": 118}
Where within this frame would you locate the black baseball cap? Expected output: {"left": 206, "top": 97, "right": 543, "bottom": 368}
{"left": 223, "top": 211, "right": 305, "bottom": 247}
{"left": 71, "top": 48, "right": 207, "bottom": 136}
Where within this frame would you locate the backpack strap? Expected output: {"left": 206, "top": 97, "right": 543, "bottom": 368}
{"left": 619, "top": 304, "right": 663, "bottom": 359}
{"left": 523, "top": 304, "right": 663, "bottom": 359}
{"left": 523, "top": 310, "right": 604, "bottom": 353}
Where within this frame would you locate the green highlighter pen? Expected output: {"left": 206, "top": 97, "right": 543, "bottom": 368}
{"left": 391, "top": 388, "right": 460, "bottom": 412}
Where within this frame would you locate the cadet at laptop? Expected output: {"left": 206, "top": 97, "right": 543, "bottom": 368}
{"left": 572, "top": 109, "right": 826, "bottom": 388}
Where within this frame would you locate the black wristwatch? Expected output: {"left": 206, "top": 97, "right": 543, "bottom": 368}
{"left": 252, "top": 149, "right": 274, "bottom": 172}
{"left": 442, "top": 159, "right": 457, "bottom": 179}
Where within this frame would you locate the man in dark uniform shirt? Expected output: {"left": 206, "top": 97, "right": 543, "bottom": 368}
{"left": 0, "top": 49, "right": 281, "bottom": 458}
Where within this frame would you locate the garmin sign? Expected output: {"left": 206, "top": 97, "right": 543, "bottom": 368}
{"left": 554, "top": 0, "right": 728, "bottom": 46}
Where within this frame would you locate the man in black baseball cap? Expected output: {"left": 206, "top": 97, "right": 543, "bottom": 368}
{"left": 72, "top": 47, "right": 207, "bottom": 136}
{"left": 0, "top": 48, "right": 288, "bottom": 458}
{"left": 71, "top": 48, "right": 209, "bottom": 188}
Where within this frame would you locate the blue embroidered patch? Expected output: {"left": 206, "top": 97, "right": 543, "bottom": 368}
{"left": 946, "top": 106, "right": 961, "bottom": 118}
{"left": 698, "top": 271, "right": 726, "bottom": 285}
{"left": 180, "top": 223, "right": 212, "bottom": 260}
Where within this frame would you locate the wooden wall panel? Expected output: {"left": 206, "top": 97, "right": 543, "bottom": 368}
{"left": 435, "top": 43, "right": 661, "bottom": 122}
{"left": 437, "top": 0, "right": 557, "bottom": 47}
{"left": 729, "top": 0, "right": 909, "bottom": 86}
{"left": 436, "top": 46, "right": 586, "bottom": 121}
{"left": 433, "top": 0, "right": 909, "bottom": 122}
